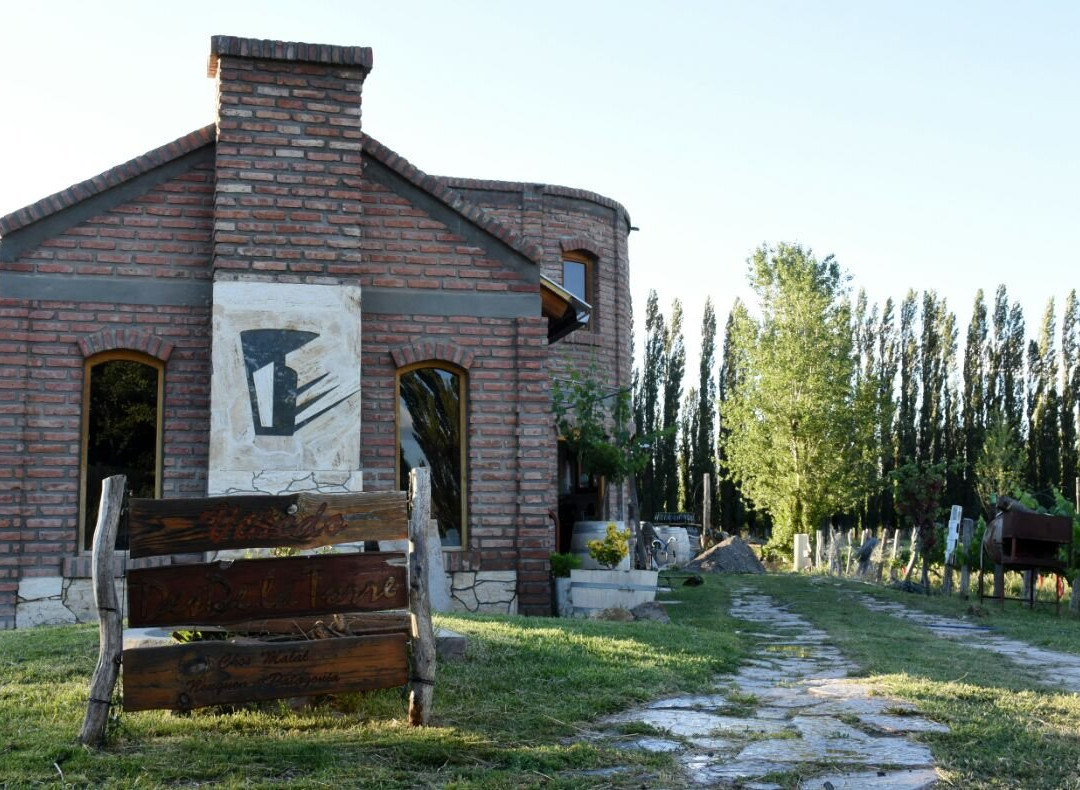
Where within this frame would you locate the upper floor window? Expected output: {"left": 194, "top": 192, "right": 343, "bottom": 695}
{"left": 81, "top": 352, "right": 163, "bottom": 551}
{"left": 562, "top": 250, "right": 594, "bottom": 329}
{"left": 397, "top": 363, "right": 467, "bottom": 548}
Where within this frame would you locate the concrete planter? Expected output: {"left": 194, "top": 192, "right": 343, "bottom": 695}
{"left": 569, "top": 568, "right": 658, "bottom": 616}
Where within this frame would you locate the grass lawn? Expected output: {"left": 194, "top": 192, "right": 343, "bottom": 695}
{"left": 0, "top": 576, "right": 744, "bottom": 788}
{"left": 4, "top": 572, "right": 1080, "bottom": 787}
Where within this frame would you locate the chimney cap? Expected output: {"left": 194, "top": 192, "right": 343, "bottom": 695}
{"left": 207, "top": 35, "right": 373, "bottom": 77}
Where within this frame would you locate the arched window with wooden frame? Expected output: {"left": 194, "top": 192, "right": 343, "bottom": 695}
{"left": 80, "top": 351, "right": 164, "bottom": 552}
{"left": 561, "top": 250, "right": 595, "bottom": 329}
{"left": 396, "top": 362, "right": 467, "bottom": 548}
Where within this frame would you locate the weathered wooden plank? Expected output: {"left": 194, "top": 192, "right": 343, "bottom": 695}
{"left": 78, "top": 475, "right": 126, "bottom": 747}
{"left": 122, "top": 633, "right": 408, "bottom": 711}
{"left": 128, "top": 491, "right": 408, "bottom": 559}
{"left": 195, "top": 612, "right": 412, "bottom": 638}
{"left": 127, "top": 553, "right": 408, "bottom": 627}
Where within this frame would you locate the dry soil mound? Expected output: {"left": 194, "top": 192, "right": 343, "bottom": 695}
{"left": 684, "top": 535, "right": 766, "bottom": 574}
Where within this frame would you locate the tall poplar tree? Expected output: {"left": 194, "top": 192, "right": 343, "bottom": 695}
{"left": 659, "top": 299, "right": 685, "bottom": 513}
{"left": 722, "top": 243, "right": 864, "bottom": 550}
{"left": 635, "top": 290, "right": 665, "bottom": 519}
{"left": 1027, "top": 300, "right": 1060, "bottom": 505}
{"left": 691, "top": 298, "right": 718, "bottom": 522}
{"left": 718, "top": 299, "right": 748, "bottom": 534}
{"left": 876, "top": 298, "right": 899, "bottom": 528}
{"left": 897, "top": 290, "right": 920, "bottom": 468}
{"left": 1061, "top": 290, "right": 1079, "bottom": 506}
{"left": 961, "top": 290, "right": 989, "bottom": 513}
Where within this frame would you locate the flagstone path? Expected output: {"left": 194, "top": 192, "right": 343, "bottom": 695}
{"left": 572, "top": 588, "right": 945, "bottom": 788}
{"left": 850, "top": 592, "right": 1080, "bottom": 692}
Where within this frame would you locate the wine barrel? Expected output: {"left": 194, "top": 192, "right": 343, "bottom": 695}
{"left": 570, "top": 521, "right": 631, "bottom": 570}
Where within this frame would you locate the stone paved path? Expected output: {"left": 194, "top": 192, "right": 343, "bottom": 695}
{"left": 850, "top": 592, "right": 1080, "bottom": 691}
{"left": 575, "top": 588, "right": 945, "bottom": 788}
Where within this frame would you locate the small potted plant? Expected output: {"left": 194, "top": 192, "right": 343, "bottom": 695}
{"left": 549, "top": 552, "right": 581, "bottom": 617}
{"left": 569, "top": 521, "right": 657, "bottom": 615}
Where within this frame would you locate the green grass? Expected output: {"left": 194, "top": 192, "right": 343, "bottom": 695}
{"left": 0, "top": 577, "right": 743, "bottom": 788}
{"left": 7, "top": 573, "right": 1080, "bottom": 787}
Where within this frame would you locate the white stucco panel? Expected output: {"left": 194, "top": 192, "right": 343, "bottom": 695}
{"left": 208, "top": 282, "right": 362, "bottom": 495}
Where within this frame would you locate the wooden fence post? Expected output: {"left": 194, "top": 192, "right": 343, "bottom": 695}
{"left": 959, "top": 518, "right": 974, "bottom": 598}
{"left": 702, "top": 473, "right": 712, "bottom": 548}
{"left": 408, "top": 467, "right": 436, "bottom": 726}
{"left": 78, "top": 475, "right": 126, "bottom": 747}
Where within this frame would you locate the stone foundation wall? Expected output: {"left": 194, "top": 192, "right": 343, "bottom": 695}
{"left": 449, "top": 569, "right": 519, "bottom": 615}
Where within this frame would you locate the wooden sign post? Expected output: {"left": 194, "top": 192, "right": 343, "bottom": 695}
{"left": 79, "top": 468, "right": 435, "bottom": 746}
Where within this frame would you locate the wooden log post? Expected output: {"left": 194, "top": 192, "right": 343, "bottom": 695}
{"left": 701, "top": 473, "right": 712, "bottom": 549}
{"left": 959, "top": 518, "right": 974, "bottom": 598}
{"left": 407, "top": 467, "right": 436, "bottom": 726}
{"left": 815, "top": 530, "right": 824, "bottom": 569}
{"left": 78, "top": 475, "right": 126, "bottom": 747}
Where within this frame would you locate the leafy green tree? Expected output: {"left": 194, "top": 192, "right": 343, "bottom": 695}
{"left": 975, "top": 414, "right": 1025, "bottom": 516}
{"left": 721, "top": 243, "right": 867, "bottom": 550}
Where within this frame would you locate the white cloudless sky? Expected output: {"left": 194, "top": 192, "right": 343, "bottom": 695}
{"left": 2, "top": 1, "right": 1077, "bottom": 374}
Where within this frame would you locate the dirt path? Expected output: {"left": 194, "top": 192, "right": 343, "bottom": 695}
{"left": 576, "top": 588, "right": 945, "bottom": 788}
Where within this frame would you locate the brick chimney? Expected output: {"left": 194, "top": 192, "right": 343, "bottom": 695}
{"left": 207, "top": 36, "right": 372, "bottom": 278}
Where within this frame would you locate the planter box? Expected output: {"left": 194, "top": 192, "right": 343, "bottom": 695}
{"left": 569, "top": 569, "right": 658, "bottom": 616}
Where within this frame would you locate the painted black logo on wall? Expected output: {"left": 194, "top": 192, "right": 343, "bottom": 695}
{"left": 240, "top": 329, "right": 356, "bottom": 436}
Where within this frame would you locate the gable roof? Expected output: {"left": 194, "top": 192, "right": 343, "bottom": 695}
{"left": 0, "top": 125, "right": 215, "bottom": 237}
{"left": 359, "top": 134, "right": 544, "bottom": 265}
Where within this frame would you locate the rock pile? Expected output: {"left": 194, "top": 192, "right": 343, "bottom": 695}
{"left": 684, "top": 536, "right": 766, "bottom": 574}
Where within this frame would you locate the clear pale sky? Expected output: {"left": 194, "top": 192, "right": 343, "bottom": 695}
{"left": 2, "top": 1, "right": 1077, "bottom": 374}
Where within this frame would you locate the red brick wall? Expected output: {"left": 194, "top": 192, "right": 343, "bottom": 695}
{"left": 442, "top": 181, "right": 633, "bottom": 394}
{"left": 0, "top": 164, "right": 214, "bottom": 628}
{"left": 354, "top": 179, "right": 556, "bottom": 614}
{"left": 210, "top": 44, "right": 367, "bottom": 278}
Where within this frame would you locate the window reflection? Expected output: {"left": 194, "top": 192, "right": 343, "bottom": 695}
{"left": 83, "top": 357, "right": 161, "bottom": 551}
{"left": 398, "top": 366, "right": 464, "bottom": 547}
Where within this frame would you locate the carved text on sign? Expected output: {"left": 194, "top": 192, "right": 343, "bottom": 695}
{"left": 127, "top": 554, "right": 408, "bottom": 627}
{"left": 206, "top": 501, "right": 347, "bottom": 545}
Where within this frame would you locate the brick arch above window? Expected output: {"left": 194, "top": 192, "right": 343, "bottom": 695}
{"left": 558, "top": 237, "right": 602, "bottom": 259}
{"left": 77, "top": 328, "right": 174, "bottom": 362}
{"left": 390, "top": 340, "right": 475, "bottom": 371}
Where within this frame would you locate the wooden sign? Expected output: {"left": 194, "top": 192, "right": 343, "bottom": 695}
{"left": 127, "top": 491, "right": 408, "bottom": 559}
{"left": 123, "top": 633, "right": 408, "bottom": 711}
{"left": 127, "top": 553, "right": 407, "bottom": 627}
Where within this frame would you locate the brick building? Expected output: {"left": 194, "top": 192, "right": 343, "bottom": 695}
{"left": 0, "top": 36, "right": 633, "bottom": 628}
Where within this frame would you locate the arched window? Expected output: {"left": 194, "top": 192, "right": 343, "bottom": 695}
{"left": 81, "top": 352, "right": 163, "bottom": 551}
{"left": 396, "top": 364, "right": 466, "bottom": 548}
